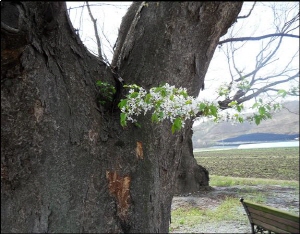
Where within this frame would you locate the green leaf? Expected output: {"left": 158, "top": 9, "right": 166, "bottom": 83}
{"left": 172, "top": 117, "right": 182, "bottom": 133}
{"left": 145, "top": 94, "right": 152, "bottom": 104}
{"left": 265, "top": 112, "right": 272, "bottom": 119}
{"left": 174, "top": 118, "right": 182, "bottom": 129}
{"left": 203, "top": 106, "right": 209, "bottom": 116}
{"left": 96, "top": 80, "right": 103, "bottom": 86}
{"left": 160, "top": 88, "right": 167, "bottom": 97}
{"left": 254, "top": 115, "right": 261, "bottom": 125}
{"left": 155, "top": 100, "right": 163, "bottom": 108}
{"left": 151, "top": 113, "right": 159, "bottom": 122}
{"left": 130, "top": 92, "right": 139, "bottom": 98}
{"left": 273, "top": 103, "right": 281, "bottom": 110}
{"left": 236, "top": 104, "right": 243, "bottom": 112}
{"left": 259, "top": 106, "right": 265, "bottom": 115}
{"left": 278, "top": 89, "right": 287, "bottom": 97}
{"left": 228, "top": 101, "right": 237, "bottom": 107}
{"left": 159, "top": 111, "right": 164, "bottom": 119}
{"left": 209, "top": 105, "right": 218, "bottom": 117}
{"left": 198, "top": 103, "right": 206, "bottom": 111}
{"left": 118, "top": 99, "right": 127, "bottom": 109}
{"left": 134, "top": 122, "right": 142, "bottom": 128}
{"left": 180, "top": 91, "right": 188, "bottom": 98}
{"left": 110, "top": 86, "right": 116, "bottom": 94}
{"left": 171, "top": 125, "right": 176, "bottom": 134}
{"left": 252, "top": 102, "right": 259, "bottom": 109}
{"left": 238, "top": 117, "right": 244, "bottom": 123}
{"left": 120, "top": 113, "right": 127, "bottom": 127}
{"left": 154, "top": 87, "right": 162, "bottom": 93}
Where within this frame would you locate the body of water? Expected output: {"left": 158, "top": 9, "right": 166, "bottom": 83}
{"left": 194, "top": 140, "right": 299, "bottom": 152}
{"left": 237, "top": 141, "right": 299, "bottom": 149}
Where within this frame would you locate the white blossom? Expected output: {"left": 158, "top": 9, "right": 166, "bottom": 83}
{"left": 119, "top": 83, "right": 222, "bottom": 132}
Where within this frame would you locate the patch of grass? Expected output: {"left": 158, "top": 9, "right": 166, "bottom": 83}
{"left": 170, "top": 197, "right": 248, "bottom": 231}
{"left": 210, "top": 197, "right": 243, "bottom": 221}
{"left": 210, "top": 175, "right": 299, "bottom": 189}
{"left": 171, "top": 207, "right": 206, "bottom": 228}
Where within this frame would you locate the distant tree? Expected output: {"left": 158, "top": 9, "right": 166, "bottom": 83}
{"left": 193, "top": 1, "right": 299, "bottom": 146}
{"left": 208, "top": 2, "right": 299, "bottom": 113}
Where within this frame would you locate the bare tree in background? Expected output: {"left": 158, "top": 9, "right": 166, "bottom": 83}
{"left": 212, "top": 2, "right": 299, "bottom": 109}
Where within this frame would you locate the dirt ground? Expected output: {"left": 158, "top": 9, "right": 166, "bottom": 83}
{"left": 170, "top": 185, "right": 299, "bottom": 233}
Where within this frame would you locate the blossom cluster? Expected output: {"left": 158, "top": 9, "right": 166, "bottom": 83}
{"left": 117, "top": 82, "right": 280, "bottom": 133}
{"left": 118, "top": 83, "right": 219, "bottom": 132}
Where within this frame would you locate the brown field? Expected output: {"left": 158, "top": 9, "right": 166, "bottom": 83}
{"left": 194, "top": 147, "right": 299, "bottom": 181}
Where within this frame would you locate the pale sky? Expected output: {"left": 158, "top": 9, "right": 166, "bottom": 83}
{"left": 66, "top": 2, "right": 299, "bottom": 109}
{"left": 67, "top": 1, "right": 131, "bottom": 61}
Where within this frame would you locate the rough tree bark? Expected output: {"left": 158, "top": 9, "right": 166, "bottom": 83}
{"left": 1, "top": 2, "right": 242, "bottom": 233}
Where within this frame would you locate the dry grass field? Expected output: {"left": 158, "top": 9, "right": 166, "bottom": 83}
{"left": 194, "top": 147, "right": 299, "bottom": 181}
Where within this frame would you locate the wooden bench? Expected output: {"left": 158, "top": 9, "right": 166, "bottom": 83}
{"left": 240, "top": 198, "right": 299, "bottom": 234}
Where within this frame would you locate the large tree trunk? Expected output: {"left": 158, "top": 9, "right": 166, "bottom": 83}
{"left": 111, "top": 1, "right": 242, "bottom": 196}
{"left": 1, "top": 2, "right": 242, "bottom": 233}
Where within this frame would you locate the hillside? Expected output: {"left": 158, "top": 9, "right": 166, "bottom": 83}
{"left": 192, "top": 100, "right": 299, "bottom": 147}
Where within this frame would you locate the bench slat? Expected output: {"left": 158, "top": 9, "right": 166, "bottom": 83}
{"left": 251, "top": 218, "right": 290, "bottom": 234}
{"left": 248, "top": 206, "right": 299, "bottom": 230}
{"left": 243, "top": 201, "right": 299, "bottom": 223}
{"left": 250, "top": 213, "right": 299, "bottom": 233}
{"left": 240, "top": 198, "right": 300, "bottom": 234}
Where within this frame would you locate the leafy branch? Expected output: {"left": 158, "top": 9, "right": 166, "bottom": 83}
{"left": 117, "top": 83, "right": 283, "bottom": 133}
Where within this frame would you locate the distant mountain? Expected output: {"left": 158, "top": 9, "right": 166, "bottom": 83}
{"left": 192, "top": 100, "right": 299, "bottom": 147}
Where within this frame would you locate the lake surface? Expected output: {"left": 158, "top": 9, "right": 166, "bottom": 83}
{"left": 237, "top": 141, "right": 299, "bottom": 149}
{"left": 194, "top": 140, "right": 299, "bottom": 152}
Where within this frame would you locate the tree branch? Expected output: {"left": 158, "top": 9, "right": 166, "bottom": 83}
{"left": 237, "top": 72, "right": 299, "bottom": 103}
{"left": 86, "top": 1, "right": 103, "bottom": 60}
{"left": 219, "top": 33, "right": 299, "bottom": 45}
{"left": 237, "top": 2, "right": 256, "bottom": 19}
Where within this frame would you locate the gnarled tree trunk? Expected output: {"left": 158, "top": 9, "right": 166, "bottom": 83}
{"left": 1, "top": 2, "right": 242, "bottom": 233}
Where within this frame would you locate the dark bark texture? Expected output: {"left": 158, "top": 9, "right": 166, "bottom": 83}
{"left": 1, "top": 1, "right": 242, "bottom": 233}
